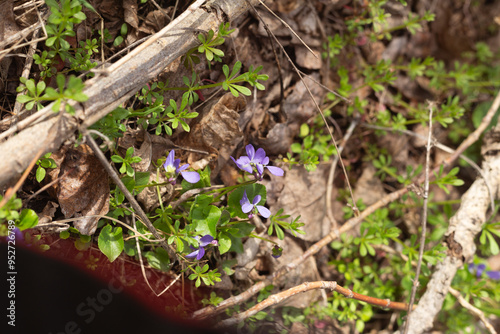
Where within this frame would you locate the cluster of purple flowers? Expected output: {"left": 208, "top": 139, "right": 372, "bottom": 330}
{"left": 233, "top": 144, "right": 284, "bottom": 258}
{"left": 232, "top": 144, "right": 284, "bottom": 220}
{"left": 167, "top": 144, "right": 284, "bottom": 260}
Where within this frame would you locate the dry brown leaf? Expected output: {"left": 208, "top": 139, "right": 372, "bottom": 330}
{"left": 140, "top": 9, "right": 171, "bottom": 34}
{"left": 264, "top": 165, "right": 333, "bottom": 242}
{"left": 269, "top": 236, "right": 320, "bottom": 308}
{"left": 295, "top": 46, "right": 321, "bottom": 70}
{"left": 123, "top": 0, "right": 139, "bottom": 29}
{"left": 136, "top": 172, "right": 173, "bottom": 212}
{"left": 352, "top": 165, "right": 386, "bottom": 208}
{"left": 37, "top": 201, "right": 59, "bottom": 226}
{"left": 49, "top": 144, "right": 110, "bottom": 235}
{"left": 181, "top": 93, "right": 246, "bottom": 173}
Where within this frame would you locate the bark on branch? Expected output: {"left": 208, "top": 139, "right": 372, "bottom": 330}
{"left": 0, "top": 0, "right": 259, "bottom": 188}
{"left": 399, "top": 122, "right": 500, "bottom": 334}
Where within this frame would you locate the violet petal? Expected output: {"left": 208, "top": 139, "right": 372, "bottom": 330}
{"left": 199, "top": 235, "right": 214, "bottom": 247}
{"left": 266, "top": 166, "right": 284, "bottom": 176}
{"left": 181, "top": 171, "right": 200, "bottom": 184}
{"left": 252, "top": 195, "right": 262, "bottom": 205}
{"left": 245, "top": 144, "right": 255, "bottom": 160}
{"left": 256, "top": 205, "right": 271, "bottom": 218}
{"left": 254, "top": 148, "right": 267, "bottom": 163}
{"left": 486, "top": 270, "right": 500, "bottom": 280}
{"left": 185, "top": 249, "right": 199, "bottom": 259}
{"left": 196, "top": 247, "right": 205, "bottom": 260}
{"left": 242, "top": 203, "right": 254, "bottom": 213}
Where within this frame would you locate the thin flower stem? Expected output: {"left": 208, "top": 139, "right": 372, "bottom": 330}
{"left": 404, "top": 103, "right": 434, "bottom": 334}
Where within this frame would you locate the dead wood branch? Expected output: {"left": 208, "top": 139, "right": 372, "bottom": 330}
{"left": 0, "top": 0, "right": 260, "bottom": 188}
{"left": 399, "top": 118, "right": 500, "bottom": 333}
{"left": 219, "top": 281, "right": 413, "bottom": 328}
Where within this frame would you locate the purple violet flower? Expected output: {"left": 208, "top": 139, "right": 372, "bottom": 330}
{"left": 163, "top": 150, "right": 200, "bottom": 184}
{"left": 468, "top": 263, "right": 500, "bottom": 280}
{"left": 240, "top": 190, "right": 271, "bottom": 218}
{"left": 231, "top": 144, "right": 284, "bottom": 179}
{"left": 186, "top": 235, "right": 216, "bottom": 260}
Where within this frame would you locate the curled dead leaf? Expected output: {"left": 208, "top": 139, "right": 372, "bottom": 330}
{"left": 48, "top": 144, "right": 110, "bottom": 235}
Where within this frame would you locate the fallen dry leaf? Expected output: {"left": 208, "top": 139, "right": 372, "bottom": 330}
{"left": 186, "top": 93, "right": 245, "bottom": 152}
{"left": 265, "top": 165, "right": 336, "bottom": 242}
{"left": 49, "top": 144, "right": 110, "bottom": 235}
{"left": 268, "top": 236, "right": 321, "bottom": 308}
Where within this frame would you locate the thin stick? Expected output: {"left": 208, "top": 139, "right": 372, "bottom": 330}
{"left": 84, "top": 133, "right": 176, "bottom": 260}
{"left": 218, "top": 281, "right": 413, "bottom": 328}
{"left": 326, "top": 117, "right": 359, "bottom": 232}
{"left": 253, "top": 6, "right": 285, "bottom": 118}
{"left": 296, "top": 68, "right": 350, "bottom": 103}
{"left": 46, "top": 214, "right": 145, "bottom": 238}
{"left": 257, "top": 0, "right": 317, "bottom": 59}
{"left": 245, "top": 0, "right": 358, "bottom": 215}
{"left": 448, "top": 287, "right": 497, "bottom": 334}
{"left": 0, "top": 148, "right": 44, "bottom": 208}
{"left": 404, "top": 103, "right": 434, "bottom": 333}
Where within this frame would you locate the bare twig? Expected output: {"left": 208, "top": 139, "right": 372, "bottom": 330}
{"left": 218, "top": 281, "right": 413, "bottom": 328}
{"left": 170, "top": 185, "right": 224, "bottom": 210}
{"left": 448, "top": 287, "right": 497, "bottom": 334}
{"left": 0, "top": 148, "right": 44, "bottom": 208}
{"left": 84, "top": 133, "right": 176, "bottom": 260}
{"left": 257, "top": 0, "right": 317, "bottom": 58}
{"left": 404, "top": 103, "right": 434, "bottom": 333}
{"left": 326, "top": 117, "right": 359, "bottom": 232}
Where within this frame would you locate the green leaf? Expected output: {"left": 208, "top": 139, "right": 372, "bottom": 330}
{"left": 229, "top": 222, "right": 255, "bottom": 238}
{"left": 98, "top": 225, "right": 124, "bottom": 262}
{"left": 145, "top": 248, "right": 170, "bottom": 272}
{"left": 16, "top": 95, "right": 33, "bottom": 103}
{"left": 218, "top": 232, "right": 232, "bottom": 255}
{"left": 275, "top": 224, "right": 285, "bottom": 240}
{"left": 232, "top": 85, "right": 251, "bottom": 96}
{"left": 59, "top": 230, "right": 70, "bottom": 239}
{"left": 17, "top": 209, "right": 39, "bottom": 230}
{"left": 192, "top": 205, "right": 220, "bottom": 237}
{"left": 111, "top": 155, "right": 123, "bottom": 163}
{"left": 36, "top": 166, "right": 46, "bottom": 183}
{"left": 486, "top": 232, "right": 500, "bottom": 255}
